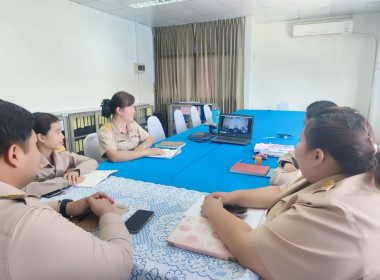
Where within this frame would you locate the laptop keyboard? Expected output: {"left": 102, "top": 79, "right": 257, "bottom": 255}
{"left": 214, "top": 136, "right": 248, "bottom": 143}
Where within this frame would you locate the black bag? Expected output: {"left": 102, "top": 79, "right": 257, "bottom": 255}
{"left": 187, "top": 132, "right": 213, "bottom": 143}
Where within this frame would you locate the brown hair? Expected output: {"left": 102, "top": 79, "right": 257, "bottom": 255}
{"left": 0, "top": 100, "right": 34, "bottom": 155}
{"left": 33, "top": 112, "right": 60, "bottom": 136}
{"left": 304, "top": 107, "right": 380, "bottom": 189}
{"left": 305, "top": 100, "right": 337, "bottom": 120}
{"left": 101, "top": 91, "right": 135, "bottom": 118}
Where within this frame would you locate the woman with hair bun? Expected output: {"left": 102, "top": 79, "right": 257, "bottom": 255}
{"left": 98, "top": 91, "right": 165, "bottom": 162}
{"left": 201, "top": 107, "right": 380, "bottom": 280}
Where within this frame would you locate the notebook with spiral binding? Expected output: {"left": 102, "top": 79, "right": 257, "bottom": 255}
{"left": 230, "top": 162, "right": 269, "bottom": 177}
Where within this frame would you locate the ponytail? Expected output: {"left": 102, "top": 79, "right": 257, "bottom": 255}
{"left": 101, "top": 91, "right": 135, "bottom": 118}
{"left": 101, "top": 99, "right": 112, "bottom": 118}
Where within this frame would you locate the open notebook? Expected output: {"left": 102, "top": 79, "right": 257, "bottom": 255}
{"left": 147, "top": 148, "right": 181, "bottom": 159}
{"left": 167, "top": 196, "right": 267, "bottom": 261}
{"left": 76, "top": 170, "right": 117, "bottom": 188}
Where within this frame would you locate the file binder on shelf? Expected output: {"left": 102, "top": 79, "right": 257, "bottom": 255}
{"left": 53, "top": 105, "right": 152, "bottom": 154}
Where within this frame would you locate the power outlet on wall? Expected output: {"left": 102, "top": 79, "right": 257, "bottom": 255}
{"left": 134, "top": 63, "right": 145, "bottom": 73}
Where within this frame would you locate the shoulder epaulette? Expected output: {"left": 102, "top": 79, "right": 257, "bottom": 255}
{"left": 56, "top": 145, "right": 66, "bottom": 153}
{"left": 1, "top": 194, "right": 28, "bottom": 200}
{"left": 319, "top": 179, "right": 335, "bottom": 191}
{"left": 103, "top": 122, "right": 111, "bottom": 131}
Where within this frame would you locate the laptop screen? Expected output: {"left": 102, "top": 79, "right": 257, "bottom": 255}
{"left": 217, "top": 114, "right": 254, "bottom": 139}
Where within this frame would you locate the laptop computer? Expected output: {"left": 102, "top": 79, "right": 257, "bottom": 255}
{"left": 210, "top": 114, "right": 254, "bottom": 145}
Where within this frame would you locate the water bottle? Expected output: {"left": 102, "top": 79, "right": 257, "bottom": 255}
{"left": 212, "top": 104, "right": 220, "bottom": 124}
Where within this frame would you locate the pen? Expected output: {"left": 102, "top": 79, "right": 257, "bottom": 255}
{"left": 263, "top": 136, "right": 275, "bottom": 139}
{"left": 64, "top": 165, "right": 70, "bottom": 174}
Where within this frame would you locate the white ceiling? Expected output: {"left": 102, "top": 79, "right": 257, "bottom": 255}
{"left": 69, "top": 0, "right": 380, "bottom": 27}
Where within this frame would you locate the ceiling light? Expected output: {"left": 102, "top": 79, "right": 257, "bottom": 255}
{"left": 129, "top": 0, "right": 188, "bottom": 8}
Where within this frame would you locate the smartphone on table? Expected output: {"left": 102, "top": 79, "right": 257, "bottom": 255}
{"left": 224, "top": 205, "right": 248, "bottom": 217}
{"left": 40, "top": 186, "right": 70, "bottom": 198}
{"left": 125, "top": 210, "right": 154, "bottom": 234}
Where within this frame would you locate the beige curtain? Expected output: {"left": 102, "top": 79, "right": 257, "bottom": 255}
{"left": 153, "top": 17, "right": 244, "bottom": 114}
{"left": 195, "top": 18, "right": 244, "bottom": 113}
{"left": 153, "top": 24, "right": 195, "bottom": 113}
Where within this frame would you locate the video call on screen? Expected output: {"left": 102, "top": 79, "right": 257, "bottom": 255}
{"left": 220, "top": 116, "right": 249, "bottom": 135}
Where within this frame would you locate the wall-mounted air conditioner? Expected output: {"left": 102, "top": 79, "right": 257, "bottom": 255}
{"left": 293, "top": 19, "right": 353, "bottom": 38}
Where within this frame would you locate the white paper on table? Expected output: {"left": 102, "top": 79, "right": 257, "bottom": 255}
{"left": 147, "top": 148, "right": 181, "bottom": 159}
{"left": 184, "top": 196, "right": 267, "bottom": 229}
{"left": 76, "top": 170, "right": 118, "bottom": 188}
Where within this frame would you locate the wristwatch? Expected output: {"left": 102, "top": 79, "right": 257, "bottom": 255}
{"left": 59, "top": 199, "right": 73, "bottom": 218}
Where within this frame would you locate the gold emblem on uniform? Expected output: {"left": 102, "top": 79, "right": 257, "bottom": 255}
{"left": 1, "top": 194, "right": 39, "bottom": 200}
{"left": 1, "top": 194, "right": 28, "bottom": 200}
{"left": 103, "top": 122, "right": 111, "bottom": 131}
{"left": 56, "top": 146, "right": 66, "bottom": 153}
{"left": 319, "top": 179, "right": 335, "bottom": 190}
{"left": 39, "top": 164, "right": 44, "bottom": 168}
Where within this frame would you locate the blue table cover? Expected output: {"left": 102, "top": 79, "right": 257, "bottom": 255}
{"left": 98, "top": 110, "right": 305, "bottom": 193}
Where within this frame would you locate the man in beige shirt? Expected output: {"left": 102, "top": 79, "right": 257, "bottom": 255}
{"left": 0, "top": 99, "right": 133, "bottom": 280}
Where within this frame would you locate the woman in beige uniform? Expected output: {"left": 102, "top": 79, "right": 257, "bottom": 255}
{"left": 98, "top": 91, "right": 165, "bottom": 162}
{"left": 201, "top": 107, "right": 380, "bottom": 280}
{"left": 0, "top": 100, "right": 133, "bottom": 280}
{"left": 270, "top": 100, "right": 336, "bottom": 186}
{"left": 23, "top": 113, "right": 98, "bottom": 195}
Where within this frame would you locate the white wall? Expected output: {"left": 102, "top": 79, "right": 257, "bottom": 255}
{"left": 244, "top": 12, "right": 380, "bottom": 141}
{"left": 0, "top": 0, "right": 154, "bottom": 113}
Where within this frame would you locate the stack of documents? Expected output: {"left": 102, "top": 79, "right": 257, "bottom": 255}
{"left": 155, "top": 141, "right": 186, "bottom": 149}
{"left": 147, "top": 148, "right": 181, "bottom": 159}
{"left": 254, "top": 143, "right": 294, "bottom": 157}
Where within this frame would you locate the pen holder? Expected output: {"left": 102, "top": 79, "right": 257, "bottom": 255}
{"left": 254, "top": 156, "right": 262, "bottom": 166}
{"left": 208, "top": 123, "right": 218, "bottom": 134}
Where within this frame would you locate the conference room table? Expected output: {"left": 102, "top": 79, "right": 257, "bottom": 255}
{"left": 98, "top": 109, "right": 305, "bottom": 193}
{"left": 44, "top": 109, "right": 305, "bottom": 280}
